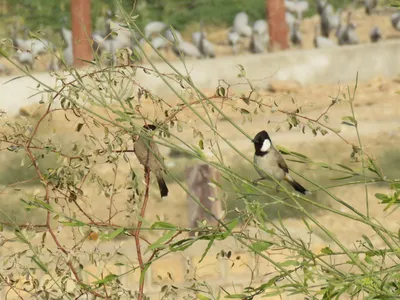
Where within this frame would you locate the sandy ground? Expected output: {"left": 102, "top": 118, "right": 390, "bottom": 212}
{"left": 0, "top": 74, "right": 399, "bottom": 246}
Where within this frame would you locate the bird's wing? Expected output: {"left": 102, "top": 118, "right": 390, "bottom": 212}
{"left": 275, "top": 151, "right": 289, "bottom": 174}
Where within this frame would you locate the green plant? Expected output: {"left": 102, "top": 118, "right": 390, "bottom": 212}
{"left": 0, "top": 2, "right": 399, "bottom": 300}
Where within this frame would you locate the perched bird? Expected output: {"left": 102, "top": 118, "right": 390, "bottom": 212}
{"left": 134, "top": 125, "right": 169, "bottom": 198}
{"left": 252, "top": 130, "right": 310, "bottom": 195}
{"left": 370, "top": 26, "right": 382, "bottom": 43}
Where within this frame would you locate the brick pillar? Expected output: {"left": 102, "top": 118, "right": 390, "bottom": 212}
{"left": 71, "top": 0, "right": 93, "bottom": 67}
{"left": 267, "top": 0, "right": 289, "bottom": 50}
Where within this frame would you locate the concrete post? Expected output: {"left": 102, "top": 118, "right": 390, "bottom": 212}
{"left": 71, "top": 0, "right": 93, "bottom": 67}
{"left": 267, "top": 0, "right": 289, "bottom": 50}
{"left": 185, "top": 164, "right": 222, "bottom": 236}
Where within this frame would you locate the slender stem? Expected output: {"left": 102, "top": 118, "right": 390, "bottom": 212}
{"left": 135, "top": 167, "right": 151, "bottom": 300}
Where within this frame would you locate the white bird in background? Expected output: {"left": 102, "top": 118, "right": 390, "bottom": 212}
{"left": 321, "top": 4, "right": 341, "bottom": 37}
{"left": 233, "top": 11, "right": 252, "bottom": 37}
{"left": 253, "top": 19, "right": 269, "bottom": 45}
{"left": 228, "top": 30, "right": 240, "bottom": 54}
{"left": 391, "top": 12, "right": 400, "bottom": 31}
{"left": 11, "top": 25, "right": 53, "bottom": 69}
{"left": 164, "top": 28, "right": 183, "bottom": 43}
{"left": 286, "top": 12, "right": 297, "bottom": 33}
{"left": 151, "top": 36, "right": 169, "bottom": 50}
{"left": 285, "top": 0, "right": 309, "bottom": 19}
{"left": 172, "top": 40, "right": 203, "bottom": 58}
{"left": 144, "top": 21, "right": 168, "bottom": 39}
{"left": 314, "top": 23, "right": 337, "bottom": 48}
{"left": 192, "top": 31, "right": 202, "bottom": 48}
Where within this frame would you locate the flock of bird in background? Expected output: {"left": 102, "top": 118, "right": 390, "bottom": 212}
{"left": 2, "top": 0, "right": 400, "bottom": 73}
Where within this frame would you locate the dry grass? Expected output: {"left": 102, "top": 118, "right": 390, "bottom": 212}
{"left": 1, "top": 72, "right": 399, "bottom": 245}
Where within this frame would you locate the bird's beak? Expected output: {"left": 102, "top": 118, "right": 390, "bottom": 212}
{"left": 251, "top": 139, "right": 255, "bottom": 143}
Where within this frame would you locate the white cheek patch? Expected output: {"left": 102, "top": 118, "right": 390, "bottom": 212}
{"left": 260, "top": 139, "right": 271, "bottom": 152}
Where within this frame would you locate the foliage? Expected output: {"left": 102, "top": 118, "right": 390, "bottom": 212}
{"left": 0, "top": 3, "right": 399, "bottom": 300}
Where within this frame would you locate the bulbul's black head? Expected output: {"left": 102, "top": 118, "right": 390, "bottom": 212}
{"left": 252, "top": 130, "right": 272, "bottom": 154}
{"left": 252, "top": 130, "right": 270, "bottom": 144}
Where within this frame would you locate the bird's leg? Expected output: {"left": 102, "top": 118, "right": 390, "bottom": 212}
{"left": 275, "top": 184, "right": 281, "bottom": 193}
{"left": 252, "top": 177, "right": 265, "bottom": 185}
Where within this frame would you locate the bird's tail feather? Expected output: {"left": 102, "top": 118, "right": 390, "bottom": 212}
{"left": 156, "top": 175, "right": 169, "bottom": 198}
{"left": 285, "top": 175, "right": 311, "bottom": 195}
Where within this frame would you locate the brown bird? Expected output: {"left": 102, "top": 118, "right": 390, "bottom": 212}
{"left": 134, "top": 124, "right": 168, "bottom": 198}
{"left": 252, "top": 130, "right": 310, "bottom": 195}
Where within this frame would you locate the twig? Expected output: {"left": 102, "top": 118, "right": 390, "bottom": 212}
{"left": 134, "top": 167, "right": 151, "bottom": 300}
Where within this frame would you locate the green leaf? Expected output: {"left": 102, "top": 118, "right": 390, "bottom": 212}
{"left": 341, "top": 116, "right": 357, "bottom": 126}
{"left": 330, "top": 175, "right": 354, "bottom": 181}
{"left": 290, "top": 151, "right": 309, "bottom": 160}
{"left": 31, "top": 256, "right": 48, "bottom": 272}
{"left": 316, "top": 162, "right": 331, "bottom": 169}
{"left": 368, "top": 158, "right": 382, "bottom": 178}
{"left": 391, "top": 183, "right": 400, "bottom": 190}
{"left": 336, "top": 164, "right": 354, "bottom": 172}
{"left": 198, "top": 238, "right": 215, "bottom": 263}
{"left": 279, "top": 260, "right": 300, "bottom": 267}
{"left": 150, "top": 221, "right": 177, "bottom": 230}
{"left": 60, "top": 221, "right": 86, "bottom": 227}
{"left": 99, "top": 227, "right": 125, "bottom": 241}
{"left": 199, "top": 139, "right": 204, "bottom": 150}
{"left": 321, "top": 247, "right": 334, "bottom": 255}
{"left": 225, "top": 294, "right": 246, "bottom": 299}
{"left": 33, "top": 199, "right": 53, "bottom": 211}
{"left": 218, "top": 218, "right": 239, "bottom": 240}
{"left": 251, "top": 241, "right": 273, "bottom": 252}
{"left": 170, "top": 238, "right": 195, "bottom": 252}
{"left": 383, "top": 196, "right": 399, "bottom": 211}
{"left": 375, "top": 193, "right": 389, "bottom": 202}
{"left": 92, "top": 274, "right": 118, "bottom": 285}
{"left": 148, "top": 230, "right": 176, "bottom": 250}
{"left": 276, "top": 145, "right": 290, "bottom": 155}
{"left": 197, "top": 294, "right": 212, "bottom": 300}
{"left": 362, "top": 235, "right": 374, "bottom": 249}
